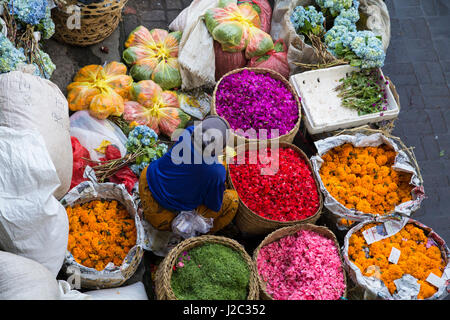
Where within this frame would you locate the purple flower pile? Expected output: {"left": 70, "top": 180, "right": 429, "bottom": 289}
{"left": 215, "top": 70, "right": 299, "bottom": 139}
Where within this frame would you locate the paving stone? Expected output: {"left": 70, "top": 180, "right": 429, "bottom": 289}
{"left": 421, "top": 135, "right": 443, "bottom": 160}
{"left": 425, "top": 109, "right": 448, "bottom": 134}
{"left": 404, "top": 39, "right": 440, "bottom": 62}
{"left": 399, "top": 18, "right": 431, "bottom": 40}
{"left": 385, "top": 39, "right": 411, "bottom": 64}
{"left": 391, "top": 5, "right": 424, "bottom": 18}
{"left": 383, "top": 63, "right": 418, "bottom": 86}
{"left": 141, "top": 9, "right": 167, "bottom": 22}
{"left": 421, "top": 0, "right": 450, "bottom": 16}
{"left": 166, "top": 10, "right": 183, "bottom": 23}
{"left": 427, "top": 16, "right": 449, "bottom": 38}
{"left": 413, "top": 62, "right": 447, "bottom": 85}
{"left": 166, "top": 0, "right": 184, "bottom": 10}
{"left": 432, "top": 38, "right": 450, "bottom": 60}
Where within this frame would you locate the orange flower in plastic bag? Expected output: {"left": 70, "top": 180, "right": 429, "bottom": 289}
{"left": 123, "top": 80, "right": 190, "bottom": 137}
{"left": 205, "top": 0, "right": 274, "bottom": 59}
{"left": 123, "top": 26, "right": 182, "bottom": 90}
{"left": 67, "top": 62, "right": 133, "bottom": 120}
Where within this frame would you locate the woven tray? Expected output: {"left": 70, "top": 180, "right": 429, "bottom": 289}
{"left": 253, "top": 223, "right": 348, "bottom": 300}
{"left": 227, "top": 141, "right": 323, "bottom": 235}
{"left": 211, "top": 67, "right": 302, "bottom": 147}
{"left": 154, "top": 235, "right": 259, "bottom": 300}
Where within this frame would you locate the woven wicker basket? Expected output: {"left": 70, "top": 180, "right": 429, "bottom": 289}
{"left": 228, "top": 141, "right": 323, "bottom": 235}
{"left": 52, "top": 0, "right": 128, "bottom": 46}
{"left": 253, "top": 223, "right": 348, "bottom": 300}
{"left": 154, "top": 235, "right": 259, "bottom": 300}
{"left": 211, "top": 67, "right": 302, "bottom": 147}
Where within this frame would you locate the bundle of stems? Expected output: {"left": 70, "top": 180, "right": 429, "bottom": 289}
{"left": 293, "top": 33, "right": 348, "bottom": 70}
{"left": 84, "top": 147, "right": 146, "bottom": 182}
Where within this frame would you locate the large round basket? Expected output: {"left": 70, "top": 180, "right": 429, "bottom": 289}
{"left": 253, "top": 223, "right": 348, "bottom": 300}
{"left": 211, "top": 67, "right": 302, "bottom": 147}
{"left": 154, "top": 235, "right": 259, "bottom": 300}
{"left": 228, "top": 141, "right": 323, "bottom": 235}
{"left": 52, "top": 0, "right": 128, "bottom": 47}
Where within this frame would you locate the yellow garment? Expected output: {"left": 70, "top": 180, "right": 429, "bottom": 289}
{"left": 139, "top": 166, "right": 238, "bottom": 233}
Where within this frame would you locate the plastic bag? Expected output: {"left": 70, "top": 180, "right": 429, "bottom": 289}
{"left": 70, "top": 136, "right": 91, "bottom": 189}
{"left": 0, "top": 127, "right": 68, "bottom": 277}
{"left": 60, "top": 169, "right": 145, "bottom": 289}
{"left": 99, "top": 145, "right": 138, "bottom": 194}
{"left": 178, "top": 90, "right": 212, "bottom": 120}
{"left": 123, "top": 26, "right": 182, "bottom": 90}
{"left": 169, "top": 0, "right": 218, "bottom": 90}
{"left": 70, "top": 110, "right": 128, "bottom": 162}
{"left": 67, "top": 62, "right": 133, "bottom": 120}
{"left": 248, "top": 39, "right": 290, "bottom": 78}
{"left": 205, "top": 1, "right": 274, "bottom": 59}
{"left": 84, "top": 281, "right": 148, "bottom": 300}
{"left": 172, "top": 210, "right": 214, "bottom": 239}
{"left": 214, "top": 40, "right": 247, "bottom": 80}
{"left": 0, "top": 71, "right": 72, "bottom": 200}
{"left": 0, "top": 251, "right": 61, "bottom": 300}
{"left": 124, "top": 80, "right": 190, "bottom": 138}
{"left": 238, "top": 0, "right": 272, "bottom": 33}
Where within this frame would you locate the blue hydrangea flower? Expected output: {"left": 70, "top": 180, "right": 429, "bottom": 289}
{"left": 37, "top": 7, "right": 55, "bottom": 40}
{"left": 0, "top": 34, "right": 27, "bottom": 74}
{"left": 291, "top": 5, "right": 325, "bottom": 36}
{"left": 6, "top": 0, "right": 48, "bottom": 26}
{"left": 33, "top": 48, "right": 55, "bottom": 79}
{"left": 316, "top": 0, "right": 353, "bottom": 17}
{"left": 350, "top": 30, "right": 385, "bottom": 68}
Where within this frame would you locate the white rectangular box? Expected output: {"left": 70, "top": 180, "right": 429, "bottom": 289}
{"left": 290, "top": 65, "right": 400, "bottom": 135}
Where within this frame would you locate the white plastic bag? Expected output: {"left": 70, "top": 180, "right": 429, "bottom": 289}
{"left": 169, "top": 0, "right": 219, "bottom": 90}
{"left": 0, "top": 127, "right": 69, "bottom": 277}
{"left": 0, "top": 71, "right": 72, "bottom": 199}
{"left": 0, "top": 251, "right": 62, "bottom": 300}
{"left": 69, "top": 110, "right": 128, "bottom": 162}
{"left": 172, "top": 210, "right": 214, "bottom": 239}
{"left": 84, "top": 282, "right": 148, "bottom": 300}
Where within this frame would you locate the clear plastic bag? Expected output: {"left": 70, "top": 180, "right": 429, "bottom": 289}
{"left": 171, "top": 210, "right": 214, "bottom": 239}
{"left": 69, "top": 110, "right": 127, "bottom": 162}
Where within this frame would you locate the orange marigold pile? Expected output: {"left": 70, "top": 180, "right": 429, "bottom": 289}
{"left": 320, "top": 143, "right": 413, "bottom": 215}
{"left": 67, "top": 200, "right": 137, "bottom": 271}
{"left": 349, "top": 223, "right": 446, "bottom": 299}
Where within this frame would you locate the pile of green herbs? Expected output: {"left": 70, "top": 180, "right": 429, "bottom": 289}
{"left": 335, "top": 68, "right": 389, "bottom": 115}
{"left": 171, "top": 243, "right": 250, "bottom": 300}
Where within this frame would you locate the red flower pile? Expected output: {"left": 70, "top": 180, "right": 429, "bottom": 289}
{"left": 229, "top": 147, "right": 320, "bottom": 221}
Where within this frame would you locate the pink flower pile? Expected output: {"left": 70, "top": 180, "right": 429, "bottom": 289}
{"left": 257, "top": 230, "right": 346, "bottom": 300}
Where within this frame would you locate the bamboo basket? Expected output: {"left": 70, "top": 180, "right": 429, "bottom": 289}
{"left": 52, "top": 0, "right": 128, "bottom": 46}
{"left": 227, "top": 141, "right": 323, "bottom": 235}
{"left": 211, "top": 68, "right": 302, "bottom": 147}
{"left": 154, "top": 235, "right": 259, "bottom": 300}
{"left": 253, "top": 223, "right": 348, "bottom": 300}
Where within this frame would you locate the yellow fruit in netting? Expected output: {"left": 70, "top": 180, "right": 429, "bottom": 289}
{"left": 67, "top": 62, "right": 133, "bottom": 120}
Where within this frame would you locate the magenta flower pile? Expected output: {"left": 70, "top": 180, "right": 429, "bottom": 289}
{"left": 215, "top": 70, "right": 299, "bottom": 139}
{"left": 257, "top": 229, "right": 346, "bottom": 300}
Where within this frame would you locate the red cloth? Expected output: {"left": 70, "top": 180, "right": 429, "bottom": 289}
{"left": 214, "top": 41, "right": 247, "bottom": 81}
{"left": 70, "top": 136, "right": 91, "bottom": 189}
{"left": 99, "top": 145, "right": 138, "bottom": 194}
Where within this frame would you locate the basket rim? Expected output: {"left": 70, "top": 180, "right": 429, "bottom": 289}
{"left": 227, "top": 141, "right": 323, "bottom": 226}
{"left": 211, "top": 67, "right": 302, "bottom": 143}
{"left": 252, "top": 223, "right": 348, "bottom": 300}
{"left": 157, "top": 235, "right": 259, "bottom": 300}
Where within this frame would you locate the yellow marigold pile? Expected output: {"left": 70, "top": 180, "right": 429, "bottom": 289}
{"left": 67, "top": 200, "right": 137, "bottom": 271}
{"left": 320, "top": 143, "right": 413, "bottom": 215}
{"left": 349, "top": 223, "right": 446, "bottom": 299}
